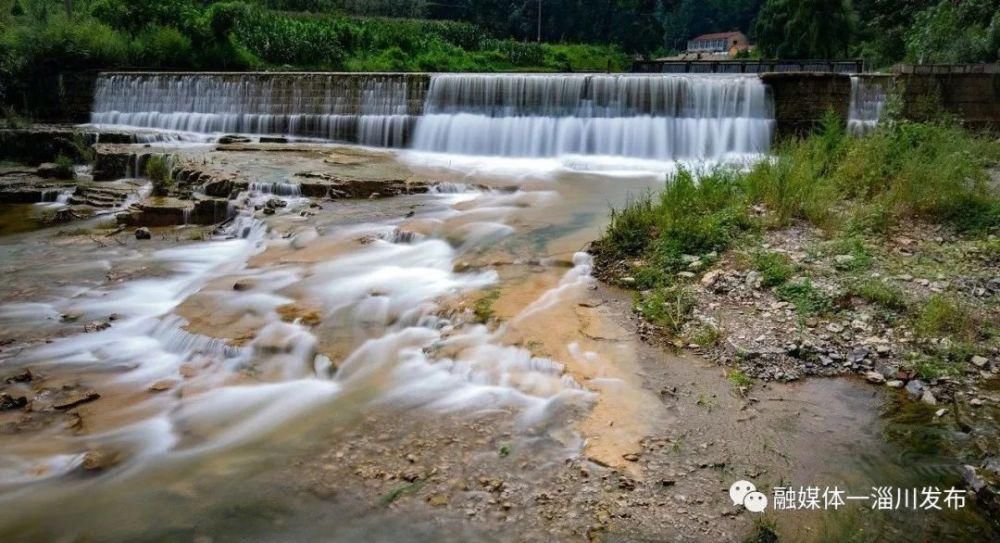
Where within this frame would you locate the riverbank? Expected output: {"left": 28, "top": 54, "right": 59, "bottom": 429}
{"left": 591, "top": 119, "right": 1000, "bottom": 526}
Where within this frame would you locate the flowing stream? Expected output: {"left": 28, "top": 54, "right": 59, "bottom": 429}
{"left": 1, "top": 73, "right": 994, "bottom": 541}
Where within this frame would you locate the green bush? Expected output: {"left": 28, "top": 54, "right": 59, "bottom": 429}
{"left": 848, "top": 278, "right": 908, "bottom": 312}
{"left": 131, "top": 26, "right": 193, "bottom": 68}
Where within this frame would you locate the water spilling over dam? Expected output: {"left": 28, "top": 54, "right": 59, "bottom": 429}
{"left": 90, "top": 73, "right": 774, "bottom": 160}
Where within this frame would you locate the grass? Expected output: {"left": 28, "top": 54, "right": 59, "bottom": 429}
{"left": 596, "top": 119, "right": 1000, "bottom": 297}
{"left": 689, "top": 323, "right": 723, "bottom": 347}
{"left": 750, "top": 250, "right": 795, "bottom": 287}
{"left": 776, "top": 278, "right": 832, "bottom": 316}
{"left": 848, "top": 278, "right": 908, "bottom": 312}
{"left": 743, "top": 517, "right": 780, "bottom": 543}
{"left": 144, "top": 155, "right": 173, "bottom": 196}
{"left": 728, "top": 369, "right": 753, "bottom": 391}
{"left": 379, "top": 480, "right": 426, "bottom": 506}
{"left": 636, "top": 286, "right": 695, "bottom": 335}
{"left": 914, "top": 295, "right": 976, "bottom": 341}
{"left": 473, "top": 289, "right": 501, "bottom": 324}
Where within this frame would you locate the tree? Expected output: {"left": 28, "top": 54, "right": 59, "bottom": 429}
{"left": 755, "top": 0, "right": 856, "bottom": 58}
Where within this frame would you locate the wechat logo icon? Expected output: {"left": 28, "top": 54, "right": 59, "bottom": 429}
{"left": 730, "top": 480, "right": 768, "bottom": 513}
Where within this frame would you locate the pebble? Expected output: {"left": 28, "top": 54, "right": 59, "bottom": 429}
{"left": 971, "top": 356, "right": 989, "bottom": 368}
{"left": 135, "top": 227, "right": 151, "bottom": 240}
{"left": 970, "top": 398, "right": 985, "bottom": 407}
{"left": 935, "top": 408, "right": 948, "bottom": 417}
{"left": 905, "top": 379, "right": 925, "bottom": 398}
{"left": 921, "top": 391, "right": 938, "bottom": 406}
{"left": 886, "top": 380, "right": 904, "bottom": 388}
{"left": 826, "top": 323, "right": 844, "bottom": 334}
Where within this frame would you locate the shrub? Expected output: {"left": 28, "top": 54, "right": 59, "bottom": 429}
{"left": 131, "top": 26, "right": 193, "bottom": 69}
{"left": 144, "top": 155, "right": 173, "bottom": 196}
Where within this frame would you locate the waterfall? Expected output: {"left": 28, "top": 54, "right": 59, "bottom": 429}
{"left": 848, "top": 76, "right": 888, "bottom": 136}
{"left": 90, "top": 72, "right": 775, "bottom": 160}
{"left": 90, "top": 74, "right": 418, "bottom": 146}
{"left": 411, "top": 74, "right": 774, "bottom": 160}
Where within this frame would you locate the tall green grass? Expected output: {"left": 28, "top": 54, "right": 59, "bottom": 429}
{"left": 596, "top": 119, "right": 1000, "bottom": 287}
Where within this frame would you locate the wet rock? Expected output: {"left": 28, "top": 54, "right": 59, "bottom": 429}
{"left": 4, "top": 368, "right": 32, "bottom": 384}
{"left": 81, "top": 449, "right": 120, "bottom": 472}
{"left": 864, "top": 371, "right": 885, "bottom": 384}
{"left": 291, "top": 228, "right": 319, "bottom": 250}
{"left": 218, "top": 135, "right": 252, "bottom": 145}
{"left": 147, "top": 379, "right": 177, "bottom": 392}
{"left": 53, "top": 390, "right": 100, "bottom": 410}
{"left": 0, "top": 393, "right": 28, "bottom": 411}
{"left": 135, "top": 227, "right": 151, "bottom": 240}
{"left": 233, "top": 279, "right": 257, "bottom": 292}
{"left": 37, "top": 162, "right": 74, "bottom": 180}
{"left": 259, "top": 136, "right": 288, "bottom": 144}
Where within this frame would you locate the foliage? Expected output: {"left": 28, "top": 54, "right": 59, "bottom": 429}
{"left": 848, "top": 278, "right": 907, "bottom": 312}
{"left": 750, "top": 250, "right": 795, "bottom": 287}
{"left": 636, "top": 286, "right": 695, "bottom": 335}
{"left": 755, "top": 0, "right": 856, "bottom": 59}
{"left": 776, "top": 278, "right": 832, "bottom": 316}
{"left": 914, "top": 295, "right": 975, "bottom": 341}
{"left": 904, "top": 0, "right": 1000, "bottom": 64}
{"left": 144, "top": 155, "right": 173, "bottom": 196}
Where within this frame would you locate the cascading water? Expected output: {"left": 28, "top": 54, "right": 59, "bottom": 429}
{"left": 848, "top": 76, "right": 889, "bottom": 136}
{"left": 90, "top": 74, "right": 418, "bottom": 146}
{"left": 89, "top": 72, "right": 774, "bottom": 160}
{"left": 411, "top": 74, "right": 774, "bottom": 160}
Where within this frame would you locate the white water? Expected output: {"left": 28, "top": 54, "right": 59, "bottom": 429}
{"left": 91, "top": 74, "right": 416, "bottom": 146}
{"left": 413, "top": 74, "right": 773, "bottom": 160}
{"left": 90, "top": 73, "right": 774, "bottom": 159}
{"left": 848, "top": 76, "right": 888, "bottom": 136}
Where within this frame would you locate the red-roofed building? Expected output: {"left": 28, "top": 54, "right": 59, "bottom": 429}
{"left": 686, "top": 31, "right": 750, "bottom": 56}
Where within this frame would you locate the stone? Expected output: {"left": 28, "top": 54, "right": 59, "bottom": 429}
{"left": 147, "top": 379, "right": 177, "bottom": 392}
{"left": 963, "top": 465, "right": 987, "bottom": 493}
{"left": 701, "top": 270, "right": 723, "bottom": 288}
{"left": 834, "top": 254, "right": 855, "bottom": 266}
{"left": 935, "top": 408, "right": 948, "bottom": 417}
{"left": 0, "top": 393, "right": 28, "bottom": 411}
{"left": 971, "top": 355, "right": 989, "bottom": 368}
{"left": 623, "top": 453, "right": 641, "bottom": 462}
{"left": 37, "top": 162, "right": 74, "bottom": 180}
{"left": 135, "top": 227, "right": 152, "bottom": 240}
{"left": 291, "top": 228, "right": 319, "bottom": 250}
{"left": 826, "top": 323, "right": 845, "bottom": 334}
{"left": 848, "top": 347, "right": 871, "bottom": 364}
{"left": 745, "top": 272, "right": 762, "bottom": 289}
{"left": 876, "top": 344, "right": 891, "bottom": 356}
{"left": 864, "top": 371, "right": 885, "bottom": 384}
{"left": 677, "top": 271, "right": 696, "bottom": 279}
{"left": 905, "top": 379, "right": 925, "bottom": 398}
{"left": 233, "top": 279, "right": 256, "bottom": 292}
{"left": 621, "top": 277, "right": 636, "bottom": 285}
{"left": 53, "top": 390, "right": 101, "bottom": 410}
{"left": 970, "top": 398, "right": 985, "bottom": 407}
{"left": 886, "top": 380, "right": 904, "bottom": 388}
{"left": 921, "top": 390, "right": 937, "bottom": 406}
{"left": 4, "top": 368, "right": 32, "bottom": 383}
{"left": 81, "top": 449, "right": 119, "bottom": 472}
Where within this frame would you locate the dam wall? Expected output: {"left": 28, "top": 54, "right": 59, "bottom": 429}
{"left": 10, "top": 70, "right": 999, "bottom": 146}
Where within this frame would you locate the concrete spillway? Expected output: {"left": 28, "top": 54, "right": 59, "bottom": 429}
{"left": 90, "top": 72, "right": 775, "bottom": 160}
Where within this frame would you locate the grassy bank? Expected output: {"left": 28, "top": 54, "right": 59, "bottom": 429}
{"left": 593, "top": 118, "right": 1000, "bottom": 379}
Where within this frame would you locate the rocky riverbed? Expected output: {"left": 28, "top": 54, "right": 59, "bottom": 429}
{"left": 1, "top": 128, "right": 998, "bottom": 541}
